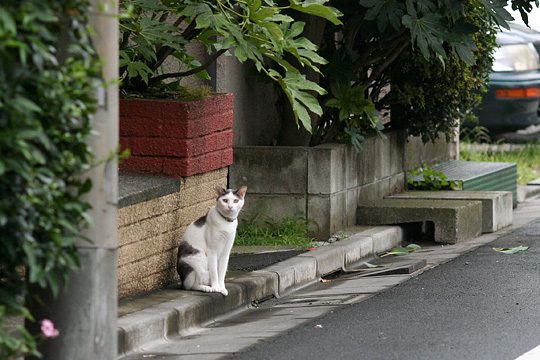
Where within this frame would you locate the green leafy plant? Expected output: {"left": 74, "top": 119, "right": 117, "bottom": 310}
{"left": 460, "top": 125, "right": 493, "bottom": 144}
{"left": 119, "top": 0, "right": 342, "bottom": 131}
{"left": 0, "top": 1, "right": 99, "bottom": 357}
{"left": 407, "top": 164, "right": 462, "bottom": 191}
{"left": 281, "top": 0, "right": 535, "bottom": 149}
{"left": 236, "top": 217, "right": 314, "bottom": 248}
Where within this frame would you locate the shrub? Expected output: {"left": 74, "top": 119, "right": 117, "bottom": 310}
{"left": 0, "top": 1, "right": 99, "bottom": 357}
{"left": 307, "top": 0, "right": 532, "bottom": 148}
{"left": 390, "top": 0, "right": 497, "bottom": 143}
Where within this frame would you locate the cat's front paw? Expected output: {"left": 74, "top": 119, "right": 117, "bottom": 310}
{"left": 220, "top": 288, "right": 228, "bottom": 296}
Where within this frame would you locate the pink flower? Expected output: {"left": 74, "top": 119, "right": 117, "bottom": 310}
{"left": 40, "top": 319, "right": 60, "bottom": 338}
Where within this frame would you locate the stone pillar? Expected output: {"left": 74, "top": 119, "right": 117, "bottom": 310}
{"left": 32, "top": 2, "right": 119, "bottom": 359}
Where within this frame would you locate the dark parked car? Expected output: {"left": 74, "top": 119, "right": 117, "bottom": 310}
{"left": 475, "top": 23, "right": 540, "bottom": 133}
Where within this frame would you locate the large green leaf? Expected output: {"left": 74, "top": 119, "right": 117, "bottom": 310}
{"left": 290, "top": 0, "right": 343, "bottom": 25}
{"left": 278, "top": 71, "right": 326, "bottom": 131}
{"left": 360, "top": 0, "right": 405, "bottom": 31}
{"left": 402, "top": 12, "right": 445, "bottom": 59}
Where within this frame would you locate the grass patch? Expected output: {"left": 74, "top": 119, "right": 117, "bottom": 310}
{"left": 236, "top": 217, "right": 314, "bottom": 248}
{"left": 460, "top": 142, "right": 540, "bottom": 185}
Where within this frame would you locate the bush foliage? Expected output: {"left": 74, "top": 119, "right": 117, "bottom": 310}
{"left": 0, "top": 1, "right": 99, "bottom": 357}
{"left": 308, "top": 0, "right": 537, "bottom": 147}
{"left": 390, "top": 0, "right": 497, "bottom": 143}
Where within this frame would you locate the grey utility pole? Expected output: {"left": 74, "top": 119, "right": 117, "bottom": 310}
{"left": 32, "top": 1, "right": 119, "bottom": 359}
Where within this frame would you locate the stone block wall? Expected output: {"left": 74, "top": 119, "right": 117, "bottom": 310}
{"left": 230, "top": 130, "right": 457, "bottom": 240}
{"left": 117, "top": 168, "right": 227, "bottom": 299}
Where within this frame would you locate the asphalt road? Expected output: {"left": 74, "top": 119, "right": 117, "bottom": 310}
{"left": 231, "top": 220, "right": 540, "bottom": 360}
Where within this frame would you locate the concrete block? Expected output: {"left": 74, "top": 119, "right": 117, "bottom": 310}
{"left": 230, "top": 146, "right": 308, "bottom": 194}
{"left": 308, "top": 144, "right": 346, "bottom": 194}
{"left": 389, "top": 173, "right": 406, "bottom": 195}
{"left": 345, "top": 145, "right": 360, "bottom": 189}
{"left": 118, "top": 289, "right": 180, "bottom": 317}
{"left": 389, "top": 132, "right": 405, "bottom": 177}
{"left": 171, "top": 293, "right": 217, "bottom": 331}
{"left": 330, "top": 192, "right": 347, "bottom": 234}
{"left": 388, "top": 191, "right": 512, "bottom": 232}
{"left": 355, "top": 226, "right": 404, "bottom": 253}
{"left": 405, "top": 135, "right": 453, "bottom": 171}
{"left": 357, "top": 178, "right": 391, "bottom": 202}
{"left": 307, "top": 195, "right": 331, "bottom": 239}
{"left": 118, "top": 306, "right": 176, "bottom": 354}
{"left": 206, "top": 282, "right": 246, "bottom": 317}
{"left": 333, "top": 234, "right": 373, "bottom": 265}
{"left": 357, "top": 199, "right": 482, "bottom": 244}
{"left": 298, "top": 246, "right": 345, "bottom": 276}
{"left": 345, "top": 188, "right": 360, "bottom": 227}
{"left": 264, "top": 256, "right": 317, "bottom": 296}
{"left": 118, "top": 272, "right": 279, "bottom": 356}
{"left": 307, "top": 192, "right": 347, "bottom": 240}
{"left": 240, "top": 194, "right": 307, "bottom": 224}
{"left": 230, "top": 271, "right": 279, "bottom": 301}
{"left": 356, "top": 136, "right": 378, "bottom": 185}
{"left": 375, "top": 134, "right": 392, "bottom": 180}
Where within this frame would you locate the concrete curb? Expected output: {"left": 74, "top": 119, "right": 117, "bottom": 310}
{"left": 517, "top": 184, "right": 540, "bottom": 203}
{"left": 117, "top": 226, "right": 403, "bottom": 356}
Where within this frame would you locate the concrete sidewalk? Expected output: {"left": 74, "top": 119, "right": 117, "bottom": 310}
{"left": 117, "top": 188, "right": 540, "bottom": 358}
{"left": 117, "top": 225, "right": 403, "bottom": 356}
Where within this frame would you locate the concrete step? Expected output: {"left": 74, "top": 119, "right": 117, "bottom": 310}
{"left": 387, "top": 191, "right": 512, "bottom": 233}
{"left": 357, "top": 199, "right": 483, "bottom": 244}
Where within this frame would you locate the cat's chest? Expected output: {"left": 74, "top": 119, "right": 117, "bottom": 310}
{"left": 214, "top": 228, "right": 235, "bottom": 240}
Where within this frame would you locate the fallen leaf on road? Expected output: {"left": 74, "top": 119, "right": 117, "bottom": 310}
{"left": 406, "top": 244, "right": 422, "bottom": 252}
{"left": 492, "top": 246, "right": 529, "bottom": 254}
{"left": 380, "top": 247, "right": 410, "bottom": 257}
{"left": 380, "top": 244, "right": 422, "bottom": 258}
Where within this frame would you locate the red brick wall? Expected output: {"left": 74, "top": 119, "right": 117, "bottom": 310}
{"left": 119, "top": 94, "right": 234, "bottom": 177}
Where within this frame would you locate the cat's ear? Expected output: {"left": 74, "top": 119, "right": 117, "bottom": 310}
{"left": 215, "top": 186, "right": 227, "bottom": 198}
{"left": 235, "top": 186, "right": 248, "bottom": 199}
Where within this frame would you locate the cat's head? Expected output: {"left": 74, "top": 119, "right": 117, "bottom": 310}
{"left": 215, "top": 186, "right": 247, "bottom": 220}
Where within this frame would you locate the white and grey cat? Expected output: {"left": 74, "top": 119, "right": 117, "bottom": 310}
{"left": 176, "top": 186, "right": 247, "bottom": 296}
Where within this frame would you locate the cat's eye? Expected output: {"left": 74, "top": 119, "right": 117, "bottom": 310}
{"left": 222, "top": 199, "right": 228, "bottom": 203}
{"left": 234, "top": 199, "right": 239, "bottom": 203}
